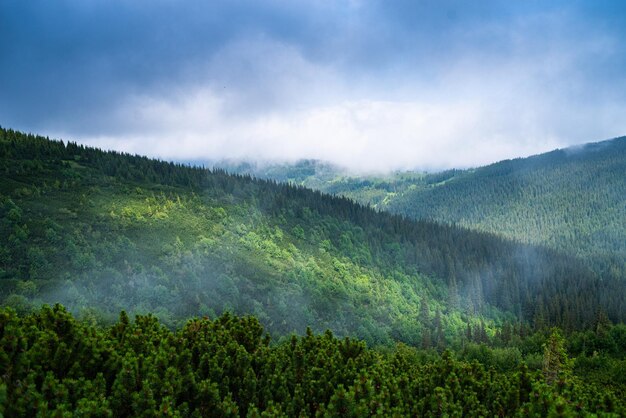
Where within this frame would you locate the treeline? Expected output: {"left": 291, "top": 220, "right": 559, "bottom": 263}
{"left": 1, "top": 127, "right": 625, "bottom": 339}
{"left": 2, "top": 305, "right": 625, "bottom": 417}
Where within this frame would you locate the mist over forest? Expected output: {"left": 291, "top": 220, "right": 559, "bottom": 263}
{"left": 2, "top": 0, "right": 626, "bottom": 415}
{"left": 1, "top": 127, "right": 625, "bottom": 415}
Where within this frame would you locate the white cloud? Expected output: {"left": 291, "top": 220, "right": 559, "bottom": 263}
{"left": 5, "top": 1, "right": 626, "bottom": 170}
{"left": 82, "top": 88, "right": 617, "bottom": 173}
{"left": 76, "top": 26, "right": 626, "bottom": 173}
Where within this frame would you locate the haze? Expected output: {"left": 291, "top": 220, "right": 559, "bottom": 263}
{"left": 1, "top": 0, "right": 625, "bottom": 171}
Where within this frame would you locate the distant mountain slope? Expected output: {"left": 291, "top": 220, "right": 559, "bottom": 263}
{"left": 383, "top": 137, "right": 626, "bottom": 274}
{"left": 1, "top": 127, "right": 624, "bottom": 346}
{"left": 212, "top": 159, "right": 430, "bottom": 208}
{"left": 232, "top": 138, "right": 626, "bottom": 276}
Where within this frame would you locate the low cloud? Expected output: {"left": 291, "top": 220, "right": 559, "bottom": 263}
{"left": 79, "top": 34, "right": 626, "bottom": 172}
{"left": 81, "top": 87, "right": 623, "bottom": 172}
{"left": 2, "top": 1, "right": 626, "bottom": 172}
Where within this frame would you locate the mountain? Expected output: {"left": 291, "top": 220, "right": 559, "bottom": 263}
{"left": 383, "top": 138, "right": 626, "bottom": 273}
{"left": 230, "top": 138, "right": 626, "bottom": 278}
{"left": 1, "top": 127, "right": 625, "bottom": 347}
{"left": 204, "top": 159, "right": 349, "bottom": 187}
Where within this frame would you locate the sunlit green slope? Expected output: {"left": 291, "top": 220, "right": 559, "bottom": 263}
{"left": 1, "top": 127, "right": 624, "bottom": 346}
{"left": 236, "top": 138, "right": 626, "bottom": 277}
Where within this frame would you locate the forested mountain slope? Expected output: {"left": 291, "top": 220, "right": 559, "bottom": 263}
{"left": 1, "top": 127, "right": 624, "bottom": 346}
{"left": 384, "top": 138, "right": 626, "bottom": 273}
{"left": 216, "top": 158, "right": 427, "bottom": 209}
{"left": 233, "top": 138, "right": 626, "bottom": 277}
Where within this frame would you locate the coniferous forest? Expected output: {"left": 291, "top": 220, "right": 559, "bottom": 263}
{"left": 1, "top": 127, "right": 626, "bottom": 416}
{"left": 243, "top": 137, "right": 626, "bottom": 279}
{"left": 2, "top": 305, "right": 626, "bottom": 416}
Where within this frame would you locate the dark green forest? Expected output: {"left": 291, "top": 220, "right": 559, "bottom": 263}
{"left": 1, "top": 127, "right": 625, "bottom": 415}
{"left": 2, "top": 305, "right": 626, "bottom": 416}
{"left": 2, "top": 127, "right": 625, "bottom": 340}
{"left": 385, "top": 139, "right": 626, "bottom": 275}
{"left": 246, "top": 139, "right": 626, "bottom": 279}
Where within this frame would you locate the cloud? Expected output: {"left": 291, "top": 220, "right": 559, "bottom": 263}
{"left": 1, "top": 1, "right": 626, "bottom": 171}
{"left": 80, "top": 71, "right": 623, "bottom": 173}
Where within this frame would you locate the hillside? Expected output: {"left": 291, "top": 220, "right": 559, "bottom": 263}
{"left": 214, "top": 159, "right": 428, "bottom": 209}
{"left": 385, "top": 138, "right": 626, "bottom": 273}
{"left": 233, "top": 138, "right": 626, "bottom": 277}
{"left": 1, "top": 127, "right": 625, "bottom": 347}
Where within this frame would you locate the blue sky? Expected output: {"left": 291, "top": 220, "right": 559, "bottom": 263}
{"left": 1, "top": 0, "right": 625, "bottom": 171}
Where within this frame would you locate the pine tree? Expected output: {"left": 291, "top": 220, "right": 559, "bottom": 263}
{"left": 542, "top": 328, "right": 571, "bottom": 386}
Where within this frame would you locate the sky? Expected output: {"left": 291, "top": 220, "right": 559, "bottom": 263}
{"left": 1, "top": 0, "right": 626, "bottom": 172}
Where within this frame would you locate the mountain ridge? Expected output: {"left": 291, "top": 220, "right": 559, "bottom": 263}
{"left": 220, "top": 136, "right": 626, "bottom": 277}
{"left": 1, "top": 127, "right": 624, "bottom": 347}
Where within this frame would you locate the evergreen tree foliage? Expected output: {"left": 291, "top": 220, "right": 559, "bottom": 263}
{"left": 1, "top": 126, "right": 625, "bottom": 342}
{"left": 268, "top": 139, "right": 626, "bottom": 280}
{"left": 1, "top": 306, "right": 624, "bottom": 417}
